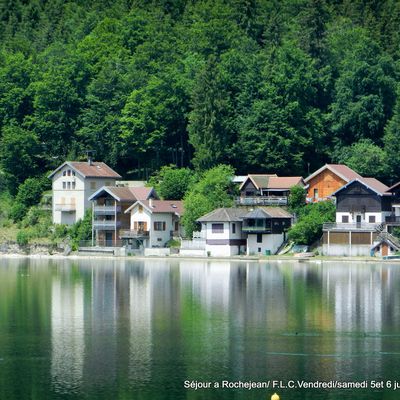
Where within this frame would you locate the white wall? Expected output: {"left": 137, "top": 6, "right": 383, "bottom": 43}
{"left": 336, "top": 212, "right": 388, "bottom": 224}
{"left": 323, "top": 243, "right": 372, "bottom": 256}
{"left": 52, "top": 164, "right": 117, "bottom": 225}
{"left": 247, "top": 233, "right": 285, "bottom": 255}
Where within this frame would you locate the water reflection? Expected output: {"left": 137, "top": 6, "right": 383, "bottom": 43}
{"left": 1, "top": 258, "right": 400, "bottom": 399}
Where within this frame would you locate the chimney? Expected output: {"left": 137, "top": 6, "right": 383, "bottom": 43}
{"left": 88, "top": 155, "right": 92, "bottom": 166}
{"left": 149, "top": 198, "right": 153, "bottom": 208}
{"left": 86, "top": 149, "right": 95, "bottom": 166}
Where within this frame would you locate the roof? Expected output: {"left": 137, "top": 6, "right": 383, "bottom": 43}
{"left": 197, "top": 206, "right": 292, "bottom": 222}
{"left": 239, "top": 174, "right": 304, "bottom": 190}
{"left": 197, "top": 208, "right": 248, "bottom": 222}
{"left": 88, "top": 186, "right": 155, "bottom": 202}
{"left": 125, "top": 200, "right": 184, "bottom": 215}
{"left": 304, "top": 164, "right": 361, "bottom": 184}
{"left": 267, "top": 176, "right": 304, "bottom": 189}
{"left": 48, "top": 161, "right": 121, "bottom": 179}
{"left": 331, "top": 178, "right": 390, "bottom": 197}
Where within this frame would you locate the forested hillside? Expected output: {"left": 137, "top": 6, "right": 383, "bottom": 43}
{"left": 1, "top": 0, "right": 400, "bottom": 192}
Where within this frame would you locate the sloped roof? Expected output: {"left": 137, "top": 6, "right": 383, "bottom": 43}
{"left": 125, "top": 200, "right": 184, "bottom": 215}
{"left": 243, "top": 208, "right": 270, "bottom": 219}
{"left": 48, "top": 161, "right": 121, "bottom": 179}
{"left": 259, "top": 206, "right": 293, "bottom": 218}
{"left": 305, "top": 164, "right": 361, "bottom": 183}
{"left": 331, "top": 178, "right": 390, "bottom": 197}
{"left": 361, "top": 178, "right": 389, "bottom": 195}
{"left": 387, "top": 181, "right": 400, "bottom": 192}
{"left": 267, "top": 176, "right": 305, "bottom": 189}
{"left": 239, "top": 174, "right": 304, "bottom": 190}
{"left": 197, "top": 208, "right": 248, "bottom": 222}
{"left": 89, "top": 186, "right": 155, "bottom": 202}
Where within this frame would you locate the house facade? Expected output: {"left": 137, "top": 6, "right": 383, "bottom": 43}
{"left": 305, "top": 164, "right": 362, "bottom": 202}
{"left": 197, "top": 208, "right": 248, "bottom": 257}
{"left": 48, "top": 161, "right": 121, "bottom": 225}
{"left": 124, "top": 200, "right": 184, "bottom": 249}
{"left": 238, "top": 174, "right": 305, "bottom": 206}
{"left": 196, "top": 207, "right": 292, "bottom": 257}
{"left": 88, "top": 186, "right": 156, "bottom": 246}
{"left": 242, "top": 207, "right": 292, "bottom": 255}
{"left": 322, "top": 178, "right": 392, "bottom": 256}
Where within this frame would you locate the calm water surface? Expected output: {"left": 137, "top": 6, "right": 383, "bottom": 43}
{"left": 1, "top": 258, "right": 400, "bottom": 400}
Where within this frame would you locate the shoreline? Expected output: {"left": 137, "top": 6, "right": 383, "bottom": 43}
{"left": 1, "top": 252, "right": 400, "bottom": 263}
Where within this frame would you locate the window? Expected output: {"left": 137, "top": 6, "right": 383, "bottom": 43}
{"left": 257, "top": 233, "right": 262, "bottom": 243}
{"left": 212, "top": 223, "right": 224, "bottom": 233}
{"left": 232, "top": 223, "right": 236, "bottom": 234}
{"left": 258, "top": 247, "right": 261, "bottom": 253}
{"left": 314, "top": 188, "right": 319, "bottom": 199}
{"left": 157, "top": 238, "right": 162, "bottom": 242}
{"left": 72, "top": 171, "right": 75, "bottom": 176}
{"left": 369, "top": 216, "right": 376, "bottom": 223}
{"left": 72, "top": 182, "right": 76, "bottom": 189}
{"left": 67, "top": 170, "right": 71, "bottom": 176}
{"left": 62, "top": 182, "right": 66, "bottom": 189}
{"left": 154, "top": 221, "right": 166, "bottom": 231}
{"left": 67, "top": 182, "right": 71, "bottom": 189}
{"left": 342, "top": 215, "right": 349, "bottom": 223}
{"left": 138, "top": 205, "right": 143, "bottom": 213}
{"left": 90, "top": 182, "right": 96, "bottom": 190}
{"left": 63, "top": 171, "right": 66, "bottom": 176}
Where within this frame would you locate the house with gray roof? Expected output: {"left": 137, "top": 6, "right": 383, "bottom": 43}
{"left": 197, "top": 206, "right": 293, "bottom": 257}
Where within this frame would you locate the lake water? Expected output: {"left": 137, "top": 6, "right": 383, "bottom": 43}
{"left": 1, "top": 258, "right": 400, "bottom": 400}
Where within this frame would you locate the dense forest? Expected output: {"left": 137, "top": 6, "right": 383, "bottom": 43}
{"left": 1, "top": 0, "right": 400, "bottom": 193}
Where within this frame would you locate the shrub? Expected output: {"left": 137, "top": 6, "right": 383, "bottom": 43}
{"left": 16, "top": 230, "right": 29, "bottom": 246}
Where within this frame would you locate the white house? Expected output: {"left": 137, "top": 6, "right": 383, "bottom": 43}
{"left": 124, "top": 199, "right": 184, "bottom": 248}
{"left": 241, "top": 207, "right": 292, "bottom": 255}
{"left": 48, "top": 160, "right": 121, "bottom": 225}
{"left": 196, "top": 207, "right": 293, "bottom": 257}
{"left": 197, "top": 208, "right": 248, "bottom": 257}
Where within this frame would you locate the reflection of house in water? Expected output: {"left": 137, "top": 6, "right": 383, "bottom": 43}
{"left": 129, "top": 273, "right": 152, "bottom": 384}
{"left": 51, "top": 279, "right": 84, "bottom": 393}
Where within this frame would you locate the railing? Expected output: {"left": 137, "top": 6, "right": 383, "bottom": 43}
{"left": 55, "top": 203, "right": 76, "bottom": 211}
{"left": 93, "top": 205, "right": 121, "bottom": 214}
{"left": 242, "top": 226, "right": 272, "bottom": 233}
{"left": 323, "top": 222, "right": 378, "bottom": 231}
{"left": 119, "top": 229, "right": 149, "bottom": 238}
{"left": 235, "top": 196, "right": 288, "bottom": 206}
{"left": 93, "top": 220, "right": 121, "bottom": 229}
{"left": 385, "top": 216, "right": 400, "bottom": 223}
{"left": 79, "top": 240, "right": 125, "bottom": 248}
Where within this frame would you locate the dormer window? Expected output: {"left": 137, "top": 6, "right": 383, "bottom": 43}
{"left": 63, "top": 171, "right": 66, "bottom": 176}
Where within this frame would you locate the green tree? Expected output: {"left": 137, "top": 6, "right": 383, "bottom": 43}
{"left": 182, "top": 165, "right": 235, "bottom": 237}
{"left": 288, "top": 201, "right": 335, "bottom": 245}
{"left": 148, "top": 165, "right": 194, "bottom": 200}
{"left": 288, "top": 185, "right": 307, "bottom": 214}
{"left": 0, "top": 125, "right": 40, "bottom": 191}
{"left": 333, "top": 139, "right": 389, "bottom": 180}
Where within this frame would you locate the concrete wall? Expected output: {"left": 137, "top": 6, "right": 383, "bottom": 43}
{"left": 247, "top": 233, "right": 284, "bottom": 255}
{"left": 205, "top": 244, "right": 239, "bottom": 257}
{"left": 179, "top": 249, "right": 207, "bottom": 257}
{"left": 323, "top": 243, "right": 372, "bottom": 256}
{"left": 144, "top": 248, "right": 170, "bottom": 256}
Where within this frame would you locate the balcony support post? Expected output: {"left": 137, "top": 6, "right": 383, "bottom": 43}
{"left": 114, "top": 200, "right": 117, "bottom": 246}
{"left": 91, "top": 201, "right": 94, "bottom": 246}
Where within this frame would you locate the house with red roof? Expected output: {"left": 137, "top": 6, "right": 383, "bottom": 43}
{"left": 88, "top": 186, "right": 157, "bottom": 246}
{"left": 304, "top": 164, "right": 362, "bottom": 202}
{"left": 48, "top": 160, "right": 121, "bottom": 225}
{"left": 238, "top": 174, "right": 305, "bottom": 205}
{"left": 123, "top": 199, "right": 184, "bottom": 249}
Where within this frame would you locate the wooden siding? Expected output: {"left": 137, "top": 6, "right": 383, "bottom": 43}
{"left": 240, "top": 180, "right": 259, "bottom": 196}
{"left": 307, "top": 169, "right": 347, "bottom": 199}
{"left": 336, "top": 181, "right": 386, "bottom": 213}
{"left": 323, "top": 231, "right": 378, "bottom": 245}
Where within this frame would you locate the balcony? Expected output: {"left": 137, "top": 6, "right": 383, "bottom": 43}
{"left": 93, "top": 205, "right": 121, "bottom": 215}
{"left": 119, "top": 229, "right": 149, "bottom": 238}
{"left": 55, "top": 203, "right": 76, "bottom": 212}
{"left": 242, "top": 221, "right": 272, "bottom": 233}
{"left": 93, "top": 220, "right": 121, "bottom": 230}
{"left": 236, "top": 196, "right": 288, "bottom": 206}
{"left": 323, "top": 222, "right": 378, "bottom": 232}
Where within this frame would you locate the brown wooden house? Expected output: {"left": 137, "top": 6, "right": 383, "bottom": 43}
{"left": 304, "top": 164, "right": 362, "bottom": 202}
